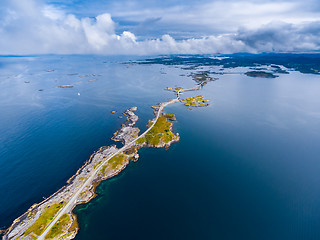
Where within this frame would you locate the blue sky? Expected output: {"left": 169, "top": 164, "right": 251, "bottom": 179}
{"left": 1, "top": 0, "right": 320, "bottom": 54}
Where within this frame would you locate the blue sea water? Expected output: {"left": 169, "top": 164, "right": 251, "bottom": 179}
{"left": 1, "top": 55, "right": 320, "bottom": 239}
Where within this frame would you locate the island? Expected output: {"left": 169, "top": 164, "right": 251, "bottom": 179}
{"left": 56, "top": 85, "right": 74, "bottom": 88}
{"left": 180, "top": 95, "right": 210, "bottom": 107}
{"left": 136, "top": 112, "right": 179, "bottom": 149}
{"left": 244, "top": 71, "right": 278, "bottom": 78}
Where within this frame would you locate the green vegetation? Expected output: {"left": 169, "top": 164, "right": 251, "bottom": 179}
{"left": 180, "top": 95, "right": 209, "bottom": 107}
{"left": 101, "top": 164, "right": 108, "bottom": 173}
{"left": 138, "top": 115, "right": 177, "bottom": 146}
{"left": 45, "top": 214, "right": 70, "bottom": 239}
{"left": 245, "top": 71, "right": 278, "bottom": 78}
{"left": 164, "top": 114, "right": 176, "bottom": 121}
{"left": 93, "top": 160, "right": 102, "bottom": 169}
{"left": 27, "top": 209, "right": 37, "bottom": 219}
{"left": 124, "top": 147, "right": 137, "bottom": 155}
{"left": 108, "top": 154, "right": 127, "bottom": 169}
{"left": 99, "top": 154, "right": 128, "bottom": 176}
{"left": 136, "top": 137, "right": 146, "bottom": 145}
{"left": 24, "top": 203, "right": 65, "bottom": 236}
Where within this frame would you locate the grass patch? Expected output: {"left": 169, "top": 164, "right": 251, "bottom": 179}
{"left": 136, "top": 136, "right": 147, "bottom": 146}
{"left": 24, "top": 202, "right": 64, "bottom": 236}
{"left": 100, "top": 155, "right": 127, "bottom": 173}
{"left": 181, "top": 95, "right": 209, "bottom": 107}
{"left": 136, "top": 137, "right": 146, "bottom": 144}
{"left": 45, "top": 214, "right": 70, "bottom": 239}
{"left": 143, "top": 115, "right": 177, "bottom": 146}
{"left": 164, "top": 114, "right": 176, "bottom": 120}
{"left": 108, "top": 154, "right": 127, "bottom": 169}
{"left": 101, "top": 164, "right": 108, "bottom": 173}
{"left": 93, "top": 160, "right": 102, "bottom": 169}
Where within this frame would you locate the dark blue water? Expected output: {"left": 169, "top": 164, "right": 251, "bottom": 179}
{"left": 1, "top": 55, "right": 320, "bottom": 239}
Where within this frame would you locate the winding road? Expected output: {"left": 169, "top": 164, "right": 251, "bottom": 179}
{"left": 37, "top": 98, "right": 179, "bottom": 240}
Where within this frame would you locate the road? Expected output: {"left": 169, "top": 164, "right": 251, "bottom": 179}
{"left": 176, "top": 85, "right": 201, "bottom": 99}
{"left": 37, "top": 99, "right": 178, "bottom": 240}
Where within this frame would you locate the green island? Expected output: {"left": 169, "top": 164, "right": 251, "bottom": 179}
{"left": 180, "top": 95, "right": 210, "bottom": 107}
{"left": 245, "top": 71, "right": 278, "bottom": 78}
{"left": 137, "top": 114, "right": 179, "bottom": 147}
{"left": 164, "top": 114, "right": 176, "bottom": 121}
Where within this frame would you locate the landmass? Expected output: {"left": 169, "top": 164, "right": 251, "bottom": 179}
{"left": 191, "top": 71, "right": 218, "bottom": 85}
{"left": 270, "top": 65, "right": 290, "bottom": 74}
{"left": 244, "top": 71, "right": 278, "bottom": 78}
{"left": 136, "top": 53, "right": 320, "bottom": 75}
{"left": 3, "top": 81, "right": 210, "bottom": 240}
{"left": 180, "top": 95, "right": 210, "bottom": 107}
{"left": 136, "top": 112, "right": 179, "bottom": 149}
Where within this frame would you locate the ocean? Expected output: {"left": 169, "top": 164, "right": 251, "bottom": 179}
{"left": 1, "top": 55, "right": 320, "bottom": 239}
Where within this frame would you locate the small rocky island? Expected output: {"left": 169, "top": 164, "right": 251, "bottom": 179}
{"left": 56, "top": 85, "right": 74, "bottom": 88}
{"left": 111, "top": 107, "right": 140, "bottom": 145}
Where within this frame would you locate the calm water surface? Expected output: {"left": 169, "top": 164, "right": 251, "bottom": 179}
{"left": 1, "top": 56, "right": 320, "bottom": 239}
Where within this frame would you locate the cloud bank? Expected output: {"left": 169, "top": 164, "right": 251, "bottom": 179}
{"left": 1, "top": 0, "right": 320, "bottom": 55}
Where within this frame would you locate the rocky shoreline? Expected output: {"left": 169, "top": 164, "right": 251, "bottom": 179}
{"left": 111, "top": 107, "right": 140, "bottom": 145}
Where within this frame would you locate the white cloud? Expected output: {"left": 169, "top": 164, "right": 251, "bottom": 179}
{"left": 109, "top": 0, "right": 320, "bottom": 36}
{"left": 0, "top": 0, "right": 320, "bottom": 55}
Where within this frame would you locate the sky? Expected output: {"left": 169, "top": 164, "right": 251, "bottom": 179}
{"left": 1, "top": 0, "right": 320, "bottom": 55}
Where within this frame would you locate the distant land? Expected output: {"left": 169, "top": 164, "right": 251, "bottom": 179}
{"left": 244, "top": 71, "right": 278, "bottom": 78}
{"left": 137, "top": 53, "right": 320, "bottom": 75}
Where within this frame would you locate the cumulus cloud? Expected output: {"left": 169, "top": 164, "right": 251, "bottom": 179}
{"left": 0, "top": 0, "right": 320, "bottom": 55}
